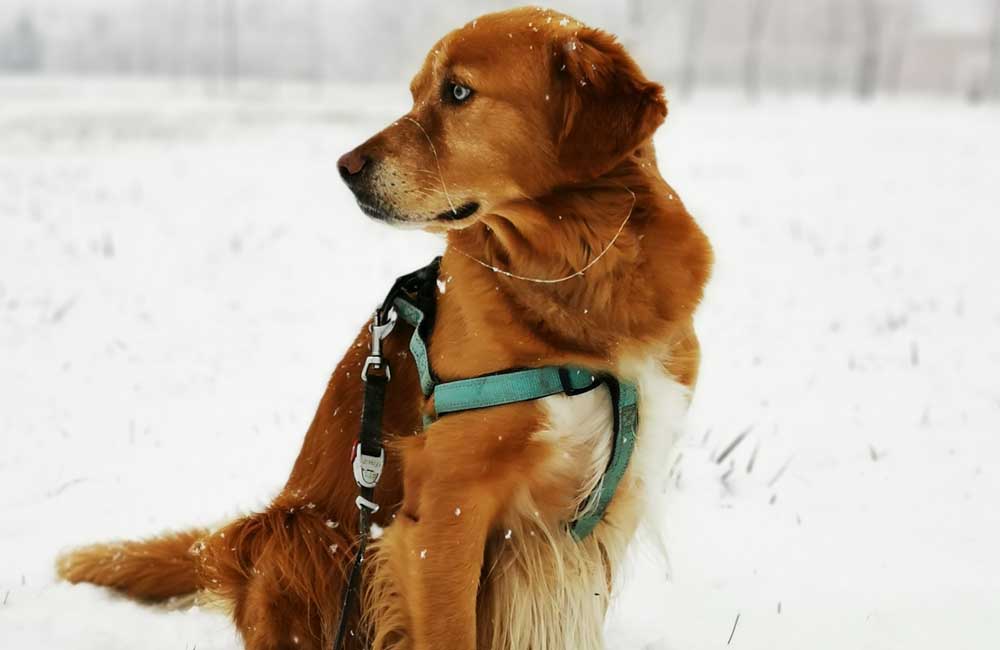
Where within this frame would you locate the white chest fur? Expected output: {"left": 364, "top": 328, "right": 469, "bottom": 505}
{"left": 540, "top": 357, "right": 692, "bottom": 518}
{"left": 480, "top": 358, "right": 692, "bottom": 650}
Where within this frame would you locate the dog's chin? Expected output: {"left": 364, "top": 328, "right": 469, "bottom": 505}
{"left": 356, "top": 197, "right": 416, "bottom": 229}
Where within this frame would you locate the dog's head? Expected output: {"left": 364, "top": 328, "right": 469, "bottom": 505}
{"left": 337, "top": 8, "right": 666, "bottom": 230}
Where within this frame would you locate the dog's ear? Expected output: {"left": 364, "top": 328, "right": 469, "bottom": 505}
{"left": 553, "top": 28, "right": 667, "bottom": 180}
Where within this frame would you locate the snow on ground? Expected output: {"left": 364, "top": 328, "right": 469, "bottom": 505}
{"left": 0, "top": 78, "right": 998, "bottom": 650}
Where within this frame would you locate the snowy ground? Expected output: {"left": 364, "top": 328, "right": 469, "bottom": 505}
{"left": 1, "top": 77, "right": 998, "bottom": 650}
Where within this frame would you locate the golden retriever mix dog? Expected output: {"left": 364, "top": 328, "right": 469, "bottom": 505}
{"left": 57, "top": 7, "right": 711, "bottom": 650}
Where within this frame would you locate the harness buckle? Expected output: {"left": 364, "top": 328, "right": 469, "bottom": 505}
{"left": 352, "top": 442, "right": 385, "bottom": 488}
{"left": 361, "top": 355, "right": 391, "bottom": 382}
{"left": 559, "top": 367, "right": 601, "bottom": 396}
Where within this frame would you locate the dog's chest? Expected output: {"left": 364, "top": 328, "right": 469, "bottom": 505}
{"left": 536, "top": 358, "right": 691, "bottom": 511}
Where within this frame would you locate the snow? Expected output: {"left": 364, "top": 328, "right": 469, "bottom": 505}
{"left": 1, "top": 78, "right": 999, "bottom": 650}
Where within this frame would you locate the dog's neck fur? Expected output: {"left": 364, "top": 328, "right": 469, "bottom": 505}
{"left": 442, "top": 145, "right": 711, "bottom": 369}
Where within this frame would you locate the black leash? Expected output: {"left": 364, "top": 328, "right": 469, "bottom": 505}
{"left": 331, "top": 305, "right": 393, "bottom": 650}
{"left": 331, "top": 260, "right": 441, "bottom": 650}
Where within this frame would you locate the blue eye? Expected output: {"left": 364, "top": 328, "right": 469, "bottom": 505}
{"left": 450, "top": 83, "right": 473, "bottom": 103}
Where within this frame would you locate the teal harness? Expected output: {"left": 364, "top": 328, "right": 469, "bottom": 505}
{"left": 335, "top": 258, "right": 639, "bottom": 648}
{"left": 384, "top": 258, "right": 639, "bottom": 540}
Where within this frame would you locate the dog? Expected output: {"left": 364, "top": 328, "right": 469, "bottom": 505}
{"left": 57, "top": 8, "right": 712, "bottom": 650}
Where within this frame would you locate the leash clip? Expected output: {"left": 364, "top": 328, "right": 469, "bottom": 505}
{"left": 370, "top": 308, "right": 397, "bottom": 351}
{"left": 362, "top": 308, "right": 397, "bottom": 382}
{"left": 352, "top": 442, "right": 385, "bottom": 489}
{"left": 362, "top": 355, "right": 390, "bottom": 382}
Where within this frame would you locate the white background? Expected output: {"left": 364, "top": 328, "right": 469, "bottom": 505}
{"left": 0, "top": 72, "right": 998, "bottom": 649}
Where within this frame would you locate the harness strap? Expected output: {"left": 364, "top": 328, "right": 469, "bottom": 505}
{"left": 391, "top": 281, "right": 639, "bottom": 541}
{"left": 393, "top": 297, "right": 435, "bottom": 396}
{"left": 569, "top": 378, "right": 638, "bottom": 540}
{"left": 434, "top": 366, "right": 600, "bottom": 416}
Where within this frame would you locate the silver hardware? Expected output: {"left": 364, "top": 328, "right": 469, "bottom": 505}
{"left": 362, "top": 308, "right": 396, "bottom": 382}
{"left": 355, "top": 495, "right": 380, "bottom": 513}
{"left": 361, "top": 355, "right": 390, "bottom": 382}
{"left": 352, "top": 443, "right": 385, "bottom": 488}
{"left": 369, "top": 309, "right": 397, "bottom": 357}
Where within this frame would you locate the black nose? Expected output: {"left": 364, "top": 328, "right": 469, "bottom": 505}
{"left": 338, "top": 148, "right": 369, "bottom": 182}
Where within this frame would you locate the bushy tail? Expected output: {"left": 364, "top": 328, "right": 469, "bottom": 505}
{"left": 56, "top": 528, "right": 209, "bottom": 603}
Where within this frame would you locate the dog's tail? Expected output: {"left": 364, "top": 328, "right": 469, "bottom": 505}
{"left": 56, "top": 528, "right": 209, "bottom": 602}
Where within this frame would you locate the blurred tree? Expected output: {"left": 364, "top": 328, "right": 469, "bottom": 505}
{"left": 990, "top": 0, "right": 1000, "bottom": 100}
{"left": 1, "top": 12, "right": 44, "bottom": 72}
{"left": 883, "top": 2, "right": 913, "bottom": 95}
{"left": 223, "top": 0, "right": 240, "bottom": 89}
{"left": 679, "top": 0, "right": 707, "bottom": 97}
{"left": 627, "top": 0, "right": 644, "bottom": 31}
{"left": 820, "top": 0, "right": 845, "bottom": 98}
{"left": 170, "top": 0, "right": 189, "bottom": 80}
{"left": 856, "top": 0, "right": 883, "bottom": 99}
{"left": 744, "top": 0, "right": 773, "bottom": 100}
{"left": 309, "top": 0, "right": 325, "bottom": 86}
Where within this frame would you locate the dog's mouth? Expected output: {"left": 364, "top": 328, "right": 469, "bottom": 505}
{"left": 436, "top": 202, "right": 479, "bottom": 222}
{"left": 355, "top": 195, "right": 479, "bottom": 228}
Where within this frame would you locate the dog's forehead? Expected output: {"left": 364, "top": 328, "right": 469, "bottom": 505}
{"left": 460, "top": 7, "right": 585, "bottom": 34}
{"left": 410, "top": 8, "right": 588, "bottom": 97}
{"left": 448, "top": 7, "right": 585, "bottom": 53}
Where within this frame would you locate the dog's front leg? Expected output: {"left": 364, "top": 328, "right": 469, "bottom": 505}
{"left": 368, "top": 405, "right": 541, "bottom": 650}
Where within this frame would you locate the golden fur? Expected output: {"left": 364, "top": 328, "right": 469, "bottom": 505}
{"left": 57, "top": 8, "right": 712, "bottom": 650}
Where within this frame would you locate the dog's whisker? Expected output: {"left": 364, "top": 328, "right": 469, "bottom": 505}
{"left": 403, "top": 116, "right": 459, "bottom": 215}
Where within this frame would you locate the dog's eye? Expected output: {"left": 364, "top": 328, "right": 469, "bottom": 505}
{"left": 448, "top": 83, "right": 473, "bottom": 104}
